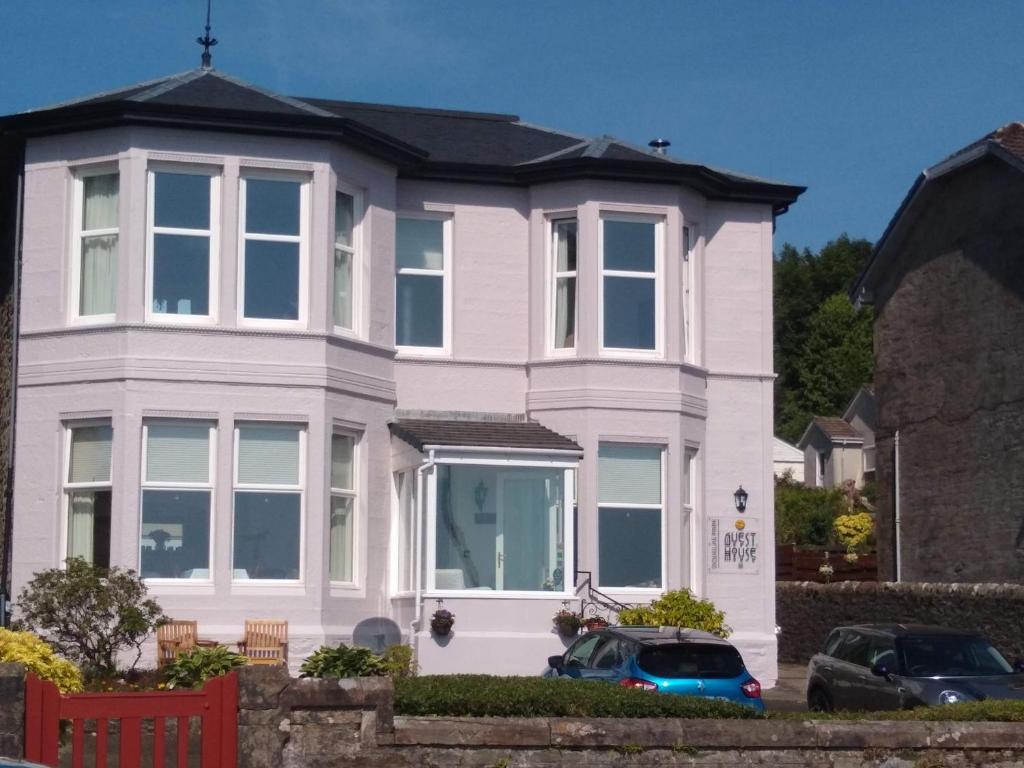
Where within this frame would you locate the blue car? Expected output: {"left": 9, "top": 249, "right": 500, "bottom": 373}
{"left": 545, "top": 626, "right": 764, "bottom": 711}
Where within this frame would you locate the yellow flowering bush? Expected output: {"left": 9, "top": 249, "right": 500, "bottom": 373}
{"left": 833, "top": 512, "right": 874, "bottom": 554}
{"left": 0, "top": 628, "right": 83, "bottom": 693}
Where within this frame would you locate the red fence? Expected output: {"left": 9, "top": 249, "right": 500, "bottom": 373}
{"left": 776, "top": 545, "right": 879, "bottom": 583}
{"left": 24, "top": 672, "right": 237, "bottom": 768}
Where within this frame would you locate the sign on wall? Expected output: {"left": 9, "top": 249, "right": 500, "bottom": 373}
{"left": 708, "top": 516, "right": 760, "bottom": 574}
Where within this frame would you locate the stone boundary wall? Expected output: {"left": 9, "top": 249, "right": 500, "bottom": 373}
{"left": 4, "top": 664, "right": 1024, "bottom": 766}
{"left": 777, "top": 581, "right": 1024, "bottom": 662}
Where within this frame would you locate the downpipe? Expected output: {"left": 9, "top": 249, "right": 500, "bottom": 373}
{"left": 894, "top": 430, "right": 901, "bottom": 582}
{"left": 410, "top": 449, "right": 435, "bottom": 668}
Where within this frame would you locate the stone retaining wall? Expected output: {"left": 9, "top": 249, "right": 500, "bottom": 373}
{"left": 777, "top": 581, "right": 1024, "bottom": 662}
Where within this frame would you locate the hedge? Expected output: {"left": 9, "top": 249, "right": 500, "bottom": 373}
{"left": 393, "top": 675, "right": 758, "bottom": 718}
{"left": 782, "top": 700, "right": 1024, "bottom": 722}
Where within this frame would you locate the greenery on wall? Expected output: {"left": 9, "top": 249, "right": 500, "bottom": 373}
{"left": 775, "top": 474, "right": 875, "bottom": 550}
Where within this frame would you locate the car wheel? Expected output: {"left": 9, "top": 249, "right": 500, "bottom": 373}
{"left": 807, "top": 687, "right": 833, "bottom": 713}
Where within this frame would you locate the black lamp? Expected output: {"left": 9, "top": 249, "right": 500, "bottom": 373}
{"left": 734, "top": 486, "right": 748, "bottom": 513}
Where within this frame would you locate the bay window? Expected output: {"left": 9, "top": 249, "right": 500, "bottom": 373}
{"left": 597, "top": 443, "right": 663, "bottom": 588}
{"left": 393, "top": 471, "right": 416, "bottom": 594}
{"left": 600, "top": 216, "right": 661, "bottom": 353}
{"left": 72, "top": 172, "right": 119, "bottom": 319}
{"left": 395, "top": 215, "right": 449, "bottom": 351}
{"left": 551, "top": 219, "right": 577, "bottom": 350}
{"left": 333, "top": 191, "right": 357, "bottom": 332}
{"left": 682, "top": 224, "right": 697, "bottom": 362}
{"left": 240, "top": 175, "right": 308, "bottom": 324}
{"left": 329, "top": 433, "right": 357, "bottom": 584}
{"left": 140, "top": 422, "right": 214, "bottom": 580}
{"left": 233, "top": 425, "right": 304, "bottom": 581}
{"left": 64, "top": 423, "right": 112, "bottom": 567}
{"left": 432, "top": 464, "right": 568, "bottom": 592}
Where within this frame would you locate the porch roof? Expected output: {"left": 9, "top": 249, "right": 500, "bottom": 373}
{"left": 388, "top": 418, "right": 582, "bottom": 453}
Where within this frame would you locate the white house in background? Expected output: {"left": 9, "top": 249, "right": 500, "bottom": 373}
{"left": 772, "top": 437, "right": 804, "bottom": 483}
{"left": 0, "top": 65, "right": 803, "bottom": 684}
{"left": 797, "top": 387, "right": 876, "bottom": 490}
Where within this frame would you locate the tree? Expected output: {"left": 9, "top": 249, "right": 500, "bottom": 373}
{"left": 16, "top": 558, "right": 166, "bottom": 678}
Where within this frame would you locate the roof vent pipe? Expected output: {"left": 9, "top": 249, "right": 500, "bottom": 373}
{"left": 648, "top": 138, "right": 671, "bottom": 155}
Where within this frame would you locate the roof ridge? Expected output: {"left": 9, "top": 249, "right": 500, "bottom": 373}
{"left": 24, "top": 68, "right": 199, "bottom": 113}
{"left": 584, "top": 135, "right": 615, "bottom": 158}
{"left": 127, "top": 69, "right": 208, "bottom": 103}
{"left": 204, "top": 70, "right": 337, "bottom": 118}
{"left": 516, "top": 139, "right": 592, "bottom": 166}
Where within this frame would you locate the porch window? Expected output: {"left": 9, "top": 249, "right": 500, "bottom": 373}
{"left": 433, "top": 464, "right": 566, "bottom": 592}
{"left": 64, "top": 423, "right": 113, "bottom": 567}
{"left": 233, "top": 425, "right": 304, "bottom": 581}
{"left": 597, "top": 443, "right": 663, "bottom": 588}
{"left": 140, "top": 422, "right": 214, "bottom": 580}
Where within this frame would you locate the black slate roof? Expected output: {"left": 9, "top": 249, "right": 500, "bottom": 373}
{"left": 389, "top": 418, "right": 582, "bottom": 453}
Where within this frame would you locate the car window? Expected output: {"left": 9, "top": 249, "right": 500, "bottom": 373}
{"left": 834, "top": 631, "right": 871, "bottom": 667}
{"left": 899, "top": 635, "right": 1014, "bottom": 677}
{"left": 868, "top": 635, "right": 898, "bottom": 670}
{"left": 822, "top": 629, "right": 844, "bottom": 657}
{"left": 565, "top": 634, "right": 603, "bottom": 667}
{"left": 591, "top": 638, "right": 622, "bottom": 670}
{"left": 637, "top": 643, "right": 744, "bottom": 679}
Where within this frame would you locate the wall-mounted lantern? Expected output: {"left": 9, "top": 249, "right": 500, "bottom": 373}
{"left": 734, "top": 486, "right": 749, "bottom": 513}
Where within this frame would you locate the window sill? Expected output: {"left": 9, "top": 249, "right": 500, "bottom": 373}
{"left": 237, "top": 318, "right": 307, "bottom": 331}
{"left": 598, "top": 348, "right": 664, "bottom": 360}
{"left": 145, "top": 314, "right": 219, "bottom": 327}
{"left": 145, "top": 580, "right": 216, "bottom": 596}
{"left": 68, "top": 314, "right": 117, "bottom": 327}
{"left": 231, "top": 581, "right": 305, "bottom": 597}
{"left": 423, "top": 590, "right": 577, "bottom": 600}
{"left": 395, "top": 347, "right": 451, "bottom": 359}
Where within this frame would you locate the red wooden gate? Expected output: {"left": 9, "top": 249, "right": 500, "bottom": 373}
{"left": 24, "top": 672, "right": 237, "bottom": 768}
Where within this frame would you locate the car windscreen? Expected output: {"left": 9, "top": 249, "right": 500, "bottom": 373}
{"left": 636, "top": 643, "right": 744, "bottom": 679}
{"left": 899, "top": 635, "right": 1014, "bottom": 677}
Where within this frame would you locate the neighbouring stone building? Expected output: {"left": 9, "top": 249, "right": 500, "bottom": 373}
{"left": 853, "top": 123, "right": 1024, "bottom": 583}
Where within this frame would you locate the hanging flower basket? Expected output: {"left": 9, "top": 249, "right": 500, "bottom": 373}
{"left": 583, "top": 616, "right": 610, "bottom": 632}
{"left": 430, "top": 609, "right": 455, "bottom": 636}
{"left": 553, "top": 609, "right": 583, "bottom": 637}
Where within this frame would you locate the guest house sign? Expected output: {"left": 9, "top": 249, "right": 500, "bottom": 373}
{"left": 708, "top": 516, "right": 760, "bottom": 574}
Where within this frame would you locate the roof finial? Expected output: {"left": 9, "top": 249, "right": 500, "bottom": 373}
{"left": 196, "top": 0, "right": 218, "bottom": 70}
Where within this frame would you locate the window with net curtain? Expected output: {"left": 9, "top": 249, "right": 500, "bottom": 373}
{"left": 77, "top": 173, "right": 118, "bottom": 317}
{"left": 329, "top": 433, "right": 356, "bottom": 583}
{"left": 233, "top": 426, "right": 302, "bottom": 580}
{"left": 434, "top": 465, "right": 565, "bottom": 592}
{"left": 140, "top": 422, "right": 213, "bottom": 579}
{"left": 334, "top": 192, "right": 355, "bottom": 331}
{"left": 65, "top": 424, "right": 113, "bottom": 568}
{"left": 598, "top": 443, "right": 663, "bottom": 588}
{"left": 552, "top": 219, "right": 577, "bottom": 350}
{"left": 395, "top": 217, "right": 445, "bottom": 348}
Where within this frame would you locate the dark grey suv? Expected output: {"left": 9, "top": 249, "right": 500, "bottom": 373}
{"left": 806, "top": 624, "right": 1024, "bottom": 711}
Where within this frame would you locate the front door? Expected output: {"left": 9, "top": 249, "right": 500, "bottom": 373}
{"left": 496, "top": 474, "right": 550, "bottom": 590}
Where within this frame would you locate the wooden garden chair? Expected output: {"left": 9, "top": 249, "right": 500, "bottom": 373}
{"left": 156, "top": 619, "right": 198, "bottom": 668}
{"left": 239, "top": 619, "right": 288, "bottom": 666}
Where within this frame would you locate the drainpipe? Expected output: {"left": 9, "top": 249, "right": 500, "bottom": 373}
{"left": 893, "top": 430, "right": 901, "bottom": 583}
{"left": 410, "top": 449, "right": 435, "bottom": 666}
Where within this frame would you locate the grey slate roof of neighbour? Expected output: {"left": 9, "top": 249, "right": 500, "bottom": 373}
{"left": 389, "top": 418, "right": 582, "bottom": 452}
{"left": 2, "top": 68, "right": 804, "bottom": 209}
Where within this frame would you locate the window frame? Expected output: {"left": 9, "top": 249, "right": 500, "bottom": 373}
{"left": 598, "top": 212, "right": 664, "bottom": 357}
{"left": 328, "top": 430, "right": 359, "bottom": 588}
{"left": 237, "top": 171, "right": 311, "bottom": 329}
{"left": 394, "top": 211, "right": 452, "bottom": 356}
{"left": 145, "top": 164, "right": 221, "bottom": 326}
{"left": 60, "top": 419, "right": 114, "bottom": 568}
{"left": 231, "top": 423, "right": 307, "bottom": 586}
{"left": 69, "top": 166, "right": 119, "bottom": 324}
{"left": 596, "top": 441, "right": 667, "bottom": 593}
{"left": 682, "top": 223, "right": 698, "bottom": 364}
{"left": 423, "top": 455, "right": 577, "bottom": 599}
{"left": 331, "top": 183, "right": 363, "bottom": 337}
{"left": 547, "top": 215, "right": 579, "bottom": 356}
{"left": 138, "top": 420, "right": 217, "bottom": 584}
{"left": 390, "top": 469, "right": 417, "bottom": 597}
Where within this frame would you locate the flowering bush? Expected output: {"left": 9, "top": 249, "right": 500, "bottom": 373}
{"left": 834, "top": 512, "right": 874, "bottom": 554}
{"left": 0, "top": 628, "right": 83, "bottom": 693}
{"left": 552, "top": 609, "right": 582, "bottom": 636}
{"left": 617, "top": 590, "right": 730, "bottom": 638}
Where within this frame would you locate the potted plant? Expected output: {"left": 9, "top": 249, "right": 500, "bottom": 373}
{"left": 553, "top": 609, "right": 583, "bottom": 637}
{"left": 430, "top": 608, "right": 455, "bottom": 636}
{"left": 583, "top": 615, "right": 609, "bottom": 632}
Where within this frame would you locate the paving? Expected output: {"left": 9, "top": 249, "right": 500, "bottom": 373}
{"left": 763, "top": 662, "right": 808, "bottom": 712}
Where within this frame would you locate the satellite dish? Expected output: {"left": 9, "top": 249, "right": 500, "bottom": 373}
{"left": 352, "top": 617, "right": 403, "bottom": 652}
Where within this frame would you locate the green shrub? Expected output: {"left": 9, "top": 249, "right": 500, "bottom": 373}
{"left": 617, "top": 590, "right": 730, "bottom": 638}
{"left": 15, "top": 558, "right": 166, "bottom": 678}
{"left": 775, "top": 481, "right": 846, "bottom": 546}
{"left": 395, "top": 675, "right": 758, "bottom": 718}
{"left": 163, "top": 646, "right": 247, "bottom": 690}
{"left": 772, "top": 699, "right": 1024, "bottom": 722}
{"left": 300, "top": 643, "right": 387, "bottom": 678}
{"left": 381, "top": 644, "right": 417, "bottom": 679}
{"left": 0, "top": 628, "right": 83, "bottom": 693}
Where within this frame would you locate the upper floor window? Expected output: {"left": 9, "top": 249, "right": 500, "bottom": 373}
{"left": 147, "top": 168, "right": 218, "bottom": 322}
{"left": 682, "top": 224, "right": 696, "bottom": 362}
{"left": 600, "top": 216, "right": 662, "bottom": 354}
{"left": 240, "top": 175, "right": 308, "bottom": 325}
{"left": 72, "top": 172, "right": 119, "bottom": 320}
{"left": 395, "top": 215, "right": 450, "bottom": 352}
{"left": 333, "top": 191, "right": 357, "bottom": 332}
{"left": 329, "top": 433, "right": 357, "bottom": 584}
{"left": 64, "top": 422, "right": 113, "bottom": 567}
{"left": 551, "top": 219, "right": 577, "bottom": 351}
{"left": 140, "top": 421, "right": 215, "bottom": 580}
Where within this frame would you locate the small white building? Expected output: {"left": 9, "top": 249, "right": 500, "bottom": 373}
{"left": 772, "top": 437, "right": 804, "bottom": 483}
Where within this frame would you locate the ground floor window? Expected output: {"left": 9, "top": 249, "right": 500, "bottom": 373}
{"left": 597, "top": 442, "right": 663, "bottom": 588}
{"left": 394, "top": 470, "right": 416, "bottom": 594}
{"left": 65, "top": 423, "right": 113, "bottom": 567}
{"left": 233, "top": 424, "right": 304, "bottom": 581}
{"left": 329, "top": 432, "right": 357, "bottom": 584}
{"left": 433, "top": 464, "right": 567, "bottom": 592}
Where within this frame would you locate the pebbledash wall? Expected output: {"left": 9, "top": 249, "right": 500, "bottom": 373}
{"left": 10, "top": 118, "right": 779, "bottom": 681}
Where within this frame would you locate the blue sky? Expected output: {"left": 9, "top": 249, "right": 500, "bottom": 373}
{"left": 3, "top": 1, "right": 1023, "bottom": 253}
